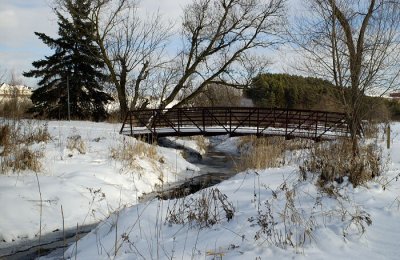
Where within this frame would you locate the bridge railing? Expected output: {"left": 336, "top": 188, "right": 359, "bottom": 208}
{"left": 120, "top": 107, "right": 349, "bottom": 140}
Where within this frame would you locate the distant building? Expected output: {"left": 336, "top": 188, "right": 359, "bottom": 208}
{"left": 389, "top": 92, "right": 400, "bottom": 100}
{"left": 0, "top": 83, "right": 32, "bottom": 100}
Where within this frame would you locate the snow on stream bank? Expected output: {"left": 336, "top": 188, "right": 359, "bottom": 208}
{"left": 1, "top": 120, "right": 400, "bottom": 259}
{"left": 61, "top": 123, "right": 400, "bottom": 259}
{"left": 0, "top": 120, "right": 200, "bottom": 247}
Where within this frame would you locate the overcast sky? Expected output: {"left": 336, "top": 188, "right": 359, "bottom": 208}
{"left": 0, "top": 0, "right": 301, "bottom": 86}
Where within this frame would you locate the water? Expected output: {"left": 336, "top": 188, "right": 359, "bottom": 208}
{"left": 140, "top": 138, "right": 240, "bottom": 201}
{"left": 1, "top": 137, "right": 239, "bottom": 259}
{"left": 0, "top": 224, "right": 96, "bottom": 260}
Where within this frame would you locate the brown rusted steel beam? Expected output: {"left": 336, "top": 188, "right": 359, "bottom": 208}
{"left": 120, "top": 107, "right": 350, "bottom": 140}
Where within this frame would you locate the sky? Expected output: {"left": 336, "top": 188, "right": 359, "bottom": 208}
{"left": 0, "top": 0, "right": 301, "bottom": 87}
{"left": 0, "top": 0, "right": 190, "bottom": 86}
{"left": 0, "top": 0, "right": 57, "bottom": 84}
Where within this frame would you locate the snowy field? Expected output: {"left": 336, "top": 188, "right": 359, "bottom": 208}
{"left": 0, "top": 120, "right": 200, "bottom": 246}
{"left": 1, "top": 120, "right": 399, "bottom": 259}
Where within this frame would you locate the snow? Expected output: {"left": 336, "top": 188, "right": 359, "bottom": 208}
{"left": 121, "top": 126, "right": 348, "bottom": 143}
{"left": 1, "top": 119, "right": 400, "bottom": 259}
{"left": 163, "top": 136, "right": 208, "bottom": 155}
{"left": 0, "top": 120, "right": 199, "bottom": 246}
{"left": 60, "top": 164, "right": 400, "bottom": 259}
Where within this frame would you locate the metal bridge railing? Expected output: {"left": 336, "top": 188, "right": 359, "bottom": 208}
{"left": 120, "top": 107, "right": 349, "bottom": 141}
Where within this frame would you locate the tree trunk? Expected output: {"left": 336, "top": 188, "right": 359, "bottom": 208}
{"left": 117, "top": 63, "right": 128, "bottom": 120}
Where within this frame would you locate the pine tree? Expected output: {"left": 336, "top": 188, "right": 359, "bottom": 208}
{"left": 24, "top": 0, "right": 112, "bottom": 120}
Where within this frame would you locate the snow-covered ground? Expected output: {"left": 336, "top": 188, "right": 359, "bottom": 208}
{"left": 1, "top": 120, "right": 400, "bottom": 259}
{"left": 0, "top": 120, "right": 200, "bottom": 246}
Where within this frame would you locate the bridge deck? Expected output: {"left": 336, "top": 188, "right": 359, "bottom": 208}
{"left": 120, "top": 107, "right": 349, "bottom": 141}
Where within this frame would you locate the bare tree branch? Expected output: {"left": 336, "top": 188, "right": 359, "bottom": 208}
{"left": 159, "top": 0, "right": 287, "bottom": 109}
{"left": 291, "top": 0, "right": 400, "bottom": 153}
{"left": 86, "top": 0, "right": 172, "bottom": 117}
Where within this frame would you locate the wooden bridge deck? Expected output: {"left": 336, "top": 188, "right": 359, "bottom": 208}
{"left": 120, "top": 107, "right": 350, "bottom": 141}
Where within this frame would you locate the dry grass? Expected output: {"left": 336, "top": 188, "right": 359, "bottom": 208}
{"left": 105, "top": 110, "right": 123, "bottom": 123}
{"left": 0, "top": 120, "right": 48, "bottom": 173}
{"left": 300, "top": 139, "right": 385, "bottom": 188}
{"left": 362, "top": 121, "right": 380, "bottom": 139}
{"left": 23, "top": 121, "right": 51, "bottom": 144}
{"left": 0, "top": 124, "right": 11, "bottom": 154}
{"left": 0, "top": 97, "right": 32, "bottom": 119}
{"left": 110, "top": 138, "right": 161, "bottom": 172}
{"left": 165, "top": 188, "right": 235, "bottom": 229}
{"left": 251, "top": 176, "right": 373, "bottom": 251}
{"left": 1, "top": 147, "right": 43, "bottom": 173}
{"left": 67, "top": 135, "right": 87, "bottom": 154}
{"left": 238, "top": 136, "right": 286, "bottom": 170}
{"left": 250, "top": 181, "right": 315, "bottom": 249}
{"left": 191, "top": 135, "right": 209, "bottom": 153}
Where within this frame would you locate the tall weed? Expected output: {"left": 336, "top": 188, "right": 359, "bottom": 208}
{"left": 300, "top": 139, "right": 385, "bottom": 188}
{"left": 165, "top": 188, "right": 235, "bottom": 229}
{"left": 238, "top": 136, "right": 310, "bottom": 170}
{"left": 0, "top": 119, "right": 49, "bottom": 173}
{"left": 110, "top": 137, "right": 161, "bottom": 172}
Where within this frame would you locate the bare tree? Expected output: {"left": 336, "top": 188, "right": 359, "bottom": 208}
{"left": 54, "top": 0, "right": 172, "bottom": 118}
{"left": 191, "top": 83, "right": 243, "bottom": 107}
{"left": 159, "top": 0, "right": 287, "bottom": 109}
{"left": 291, "top": 0, "right": 400, "bottom": 153}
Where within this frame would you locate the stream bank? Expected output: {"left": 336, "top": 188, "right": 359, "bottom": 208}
{"left": 1, "top": 136, "right": 240, "bottom": 260}
{"left": 140, "top": 136, "right": 240, "bottom": 201}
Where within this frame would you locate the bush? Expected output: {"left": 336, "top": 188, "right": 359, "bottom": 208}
{"left": 0, "top": 96, "right": 33, "bottom": 119}
{"left": 110, "top": 138, "right": 161, "bottom": 172}
{"left": 190, "top": 84, "right": 242, "bottom": 107}
{"left": 66, "top": 135, "right": 86, "bottom": 154}
{"left": 1, "top": 147, "right": 43, "bottom": 173}
{"left": 0, "top": 124, "right": 11, "bottom": 155}
{"left": 300, "top": 139, "right": 384, "bottom": 188}
{"left": 0, "top": 120, "right": 48, "bottom": 174}
{"left": 165, "top": 188, "right": 235, "bottom": 228}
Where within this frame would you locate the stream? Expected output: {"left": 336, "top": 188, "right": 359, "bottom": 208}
{"left": 139, "top": 145, "right": 239, "bottom": 201}
{"left": 0, "top": 136, "right": 239, "bottom": 260}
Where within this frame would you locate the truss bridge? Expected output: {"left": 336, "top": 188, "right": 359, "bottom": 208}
{"left": 120, "top": 107, "right": 350, "bottom": 142}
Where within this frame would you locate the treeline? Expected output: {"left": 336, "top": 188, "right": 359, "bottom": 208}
{"left": 245, "top": 73, "right": 343, "bottom": 111}
{"left": 245, "top": 73, "right": 399, "bottom": 120}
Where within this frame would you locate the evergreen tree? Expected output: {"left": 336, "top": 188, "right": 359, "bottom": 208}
{"left": 24, "top": 0, "right": 113, "bottom": 120}
{"left": 246, "top": 73, "right": 339, "bottom": 110}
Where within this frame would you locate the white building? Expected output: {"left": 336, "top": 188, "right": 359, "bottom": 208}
{"left": 0, "top": 83, "right": 32, "bottom": 101}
